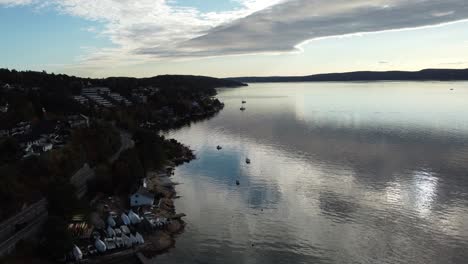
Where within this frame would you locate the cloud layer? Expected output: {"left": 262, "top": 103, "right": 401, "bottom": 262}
{"left": 142, "top": 0, "right": 468, "bottom": 57}
{"left": 2, "top": 0, "right": 468, "bottom": 67}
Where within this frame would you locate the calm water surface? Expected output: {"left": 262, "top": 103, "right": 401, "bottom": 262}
{"left": 156, "top": 82, "right": 468, "bottom": 264}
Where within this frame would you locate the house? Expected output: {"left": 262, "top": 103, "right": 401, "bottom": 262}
{"left": 108, "top": 93, "right": 132, "bottom": 106}
{"left": 129, "top": 187, "right": 155, "bottom": 207}
{"left": 132, "top": 93, "right": 148, "bottom": 104}
{"left": 0, "top": 103, "right": 8, "bottom": 113}
{"left": 2, "top": 84, "right": 12, "bottom": 90}
{"left": 72, "top": 95, "right": 89, "bottom": 105}
{"left": 68, "top": 114, "right": 90, "bottom": 128}
{"left": 0, "top": 130, "right": 9, "bottom": 137}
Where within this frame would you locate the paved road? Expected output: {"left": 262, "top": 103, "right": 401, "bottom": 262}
{"left": 109, "top": 130, "right": 135, "bottom": 163}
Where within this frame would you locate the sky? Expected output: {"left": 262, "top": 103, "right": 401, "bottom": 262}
{"left": 1, "top": 0, "right": 468, "bottom": 78}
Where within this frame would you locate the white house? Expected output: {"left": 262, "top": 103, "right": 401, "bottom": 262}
{"left": 129, "top": 187, "right": 155, "bottom": 207}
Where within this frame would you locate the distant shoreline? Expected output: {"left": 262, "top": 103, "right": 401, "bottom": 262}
{"left": 226, "top": 68, "right": 468, "bottom": 83}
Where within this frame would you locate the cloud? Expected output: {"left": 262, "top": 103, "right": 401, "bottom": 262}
{"left": 140, "top": 0, "right": 468, "bottom": 58}
{"left": 2, "top": 0, "right": 468, "bottom": 68}
{"left": 0, "top": 0, "right": 33, "bottom": 5}
{"left": 1, "top": 0, "right": 281, "bottom": 67}
{"left": 438, "top": 61, "right": 467, "bottom": 65}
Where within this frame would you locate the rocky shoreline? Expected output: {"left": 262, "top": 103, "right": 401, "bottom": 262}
{"left": 137, "top": 145, "right": 194, "bottom": 259}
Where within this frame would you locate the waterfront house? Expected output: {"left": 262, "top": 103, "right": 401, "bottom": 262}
{"left": 130, "top": 187, "right": 155, "bottom": 207}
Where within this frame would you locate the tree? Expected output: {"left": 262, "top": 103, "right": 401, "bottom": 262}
{"left": 42, "top": 216, "right": 74, "bottom": 260}
{"left": 46, "top": 179, "right": 79, "bottom": 219}
{"left": 112, "top": 149, "right": 144, "bottom": 194}
{"left": 0, "top": 138, "right": 22, "bottom": 165}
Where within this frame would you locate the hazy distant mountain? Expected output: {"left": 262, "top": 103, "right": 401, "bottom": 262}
{"left": 227, "top": 69, "right": 468, "bottom": 83}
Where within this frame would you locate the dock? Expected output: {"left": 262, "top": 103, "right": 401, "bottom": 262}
{"left": 169, "top": 213, "right": 186, "bottom": 220}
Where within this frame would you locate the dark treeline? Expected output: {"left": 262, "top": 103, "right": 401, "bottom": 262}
{"left": 227, "top": 68, "right": 468, "bottom": 83}
{"left": 0, "top": 122, "right": 121, "bottom": 220}
{"left": 0, "top": 69, "right": 246, "bottom": 96}
{"left": 0, "top": 69, "right": 245, "bottom": 129}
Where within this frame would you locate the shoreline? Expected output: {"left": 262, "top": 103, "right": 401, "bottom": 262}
{"left": 135, "top": 144, "right": 195, "bottom": 260}
{"left": 84, "top": 152, "right": 194, "bottom": 264}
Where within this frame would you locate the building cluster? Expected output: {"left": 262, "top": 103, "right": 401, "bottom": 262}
{"left": 72, "top": 95, "right": 89, "bottom": 106}
{"left": 109, "top": 93, "right": 133, "bottom": 106}
{"left": 0, "top": 121, "right": 31, "bottom": 137}
{"left": 131, "top": 86, "right": 159, "bottom": 104}
{"left": 69, "top": 188, "right": 170, "bottom": 262}
{"left": 1, "top": 83, "right": 40, "bottom": 92}
{"left": 73, "top": 87, "right": 133, "bottom": 108}
{"left": 0, "top": 115, "right": 90, "bottom": 159}
{"left": 81, "top": 87, "right": 115, "bottom": 108}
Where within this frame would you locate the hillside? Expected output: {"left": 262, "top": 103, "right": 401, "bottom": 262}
{"left": 227, "top": 69, "right": 468, "bottom": 83}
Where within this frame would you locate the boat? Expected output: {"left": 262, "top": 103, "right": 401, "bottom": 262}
{"left": 135, "top": 232, "right": 145, "bottom": 244}
{"left": 107, "top": 215, "right": 116, "bottom": 227}
{"left": 94, "top": 239, "right": 107, "bottom": 253}
{"left": 128, "top": 210, "right": 141, "bottom": 224}
{"left": 236, "top": 180, "right": 240, "bottom": 186}
{"left": 72, "top": 245, "right": 83, "bottom": 261}
{"left": 240, "top": 106, "right": 246, "bottom": 111}
{"left": 106, "top": 226, "right": 116, "bottom": 238}
{"left": 245, "top": 158, "right": 251, "bottom": 164}
{"left": 242, "top": 100, "right": 246, "bottom": 104}
{"left": 217, "top": 145, "right": 222, "bottom": 150}
{"left": 129, "top": 234, "right": 138, "bottom": 245}
{"left": 121, "top": 234, "right": 132, "bottom": 248}
{"left": 120, "top": 225, "right": 131, "bottom": 235}
{"left": 121, "top": 213, "right": 131, "bottom": 225}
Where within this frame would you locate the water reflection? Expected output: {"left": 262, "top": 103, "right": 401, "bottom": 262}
{"left": 155, "top": 82, "right": 468, "bottom": 264}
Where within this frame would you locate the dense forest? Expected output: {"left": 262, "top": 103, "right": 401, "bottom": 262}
{"left": 0, "top": 69, "right": 246, "bottom": 96}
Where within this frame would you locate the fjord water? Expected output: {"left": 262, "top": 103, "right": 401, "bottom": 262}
{"left": 158, "top": 82, "right": 468, "bottom": 264}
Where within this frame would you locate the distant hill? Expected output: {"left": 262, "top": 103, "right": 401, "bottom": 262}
{"left": 0, "top": 69, "right": 247, "bottom": 95}
{"left": 227, "top": 69, "right": 468, "bottom": 83}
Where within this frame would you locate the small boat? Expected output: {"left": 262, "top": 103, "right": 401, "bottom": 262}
{"left": 240, "top": 107, "right": 246, "bottom": 111}
{"left": 236, "top": 180, "right": 240, "bottom": 186}
{"left": 72, "top": 245, "right": 83, "bottom": 261}
{"left": 95, "top": 239, "right": 107, "bottom": 253}
{"left": 121, "top": 213, "right": 131, "bottom": 225}
{"left": 242, "top": 100, "right": 246, "bottom": 104}
{"left": 217, "top": 145, "right": 222, "bottom": 150}
{"left": 245, "top": 158, "right": 251, "bottom": 164}
{"left": 107, "top": 215, "right": 116, "bottom": 227}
